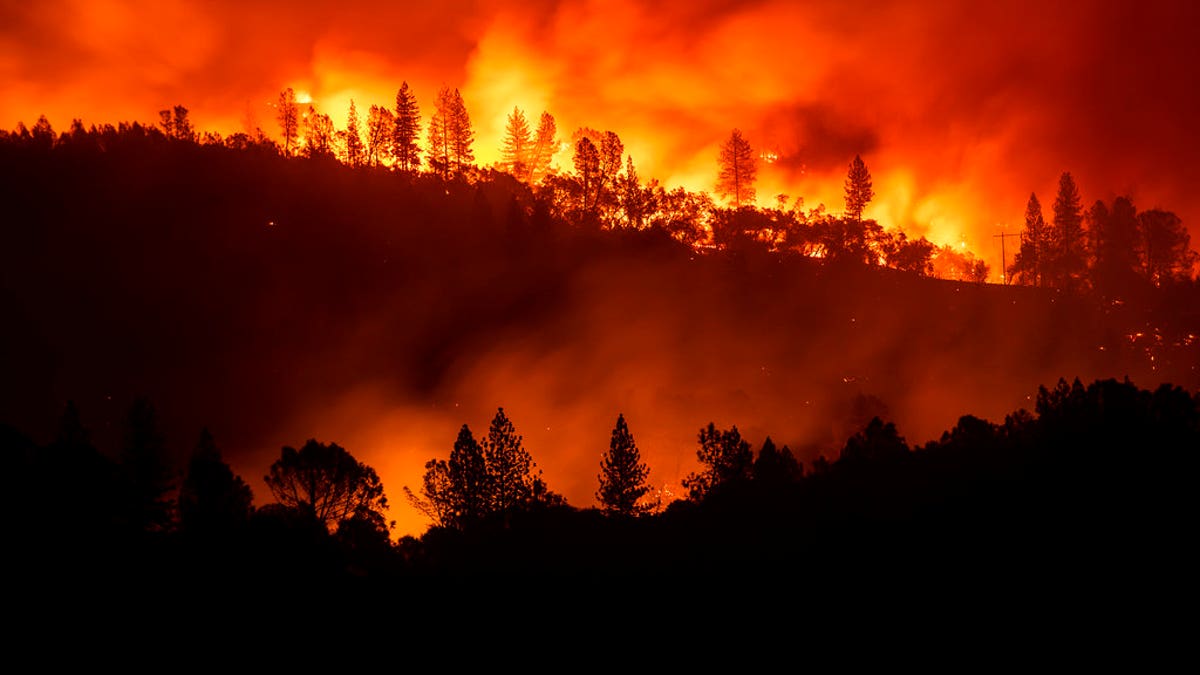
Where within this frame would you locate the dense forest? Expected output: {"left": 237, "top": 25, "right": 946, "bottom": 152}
{"left": 2, "top": 112, "right": 1198, "bottom": 616}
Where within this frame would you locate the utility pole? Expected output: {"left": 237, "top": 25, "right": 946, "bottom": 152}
{"left": 994, "top": 231, "right": 1018, "bottom": 285}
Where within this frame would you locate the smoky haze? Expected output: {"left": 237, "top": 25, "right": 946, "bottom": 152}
{"left": 2, "top": 139, "right": 1186, "bottom": 540}
{"left": 3, "top": 0, "right": 1199, "bottom": 268}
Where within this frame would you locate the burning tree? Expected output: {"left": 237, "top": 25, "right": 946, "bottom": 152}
{"left": 716, "top": 128, "right": 757, "bottom": 208}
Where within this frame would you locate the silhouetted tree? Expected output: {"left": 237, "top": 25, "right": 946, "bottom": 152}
{"left": 120, "top": 397, "right": 175, "bottom": 533}
{"left": 1011, "top": 192, "right": 1049, "bottom": 286}
{"left": 343, "top": 99, "right": 364, "bottom": 167}
{"left": 716, "top": 129, "right": 757, "bottom": 208}
{"left": 392, "top": 81, "right": 422, "bottom": 172}
{"left": 884, "top": 231, "right": 935, "bottom": 275}
{"left": 527, "top": 111, "right": 559, "bottom": 183}
{"left": 481, "top": 407, "right": 534, "bottom": 512}
{"left": 302, "top": 106, "right": 335, "bottom": 159}
{"left": 30, "top": 115, "right": 55, "bottom": 150}
{"left": 264, "top": 439, "right": 387, "bottom": 531}
{"left": 617, "top": 155, "right": 654, "bottom": 229}
{"left": 1089, "top": 196, "right": 1142, "bottom": 299}
{"left": 428, "top": 86, "right": 455, "bottom": 178}
{"left": 844, "top": 154, "right": 874, "bottom": 221}
{"left": 839, "top": 417, "right": 909, "bottom": 465}
{"left": 1048, "top": 172, "right": 1086, "bottom": 289}
{"left": 1140, "top": 208, "right": 1196, "bottom": 286}
{"left": 365, "top": 104, "right": 394, "bottom": 167}
{"left": 572, "top": 136, "right": 601, "bottom": 221}
{"left": 753, "top": 437, "right": 802, "bottom": 484}
{"left": 501, "top": 106, "right": 533, "bottom": 177}
{"left": 158, "top": 105, "right": 193, "bottom": 142}
{"left": 177, "top": 428, "right": 254, "bottom": 538}
{"left": 682, "top": 423, "right": 753, "bottom": 501}
{"left": 449, "top": 88, "right": 475, "bottom": 176}
{"left": 277, "top": 88, "right": 299, "bottom": 156}
{"left": 597, "top": 413, "right": 652, "bottom": 517}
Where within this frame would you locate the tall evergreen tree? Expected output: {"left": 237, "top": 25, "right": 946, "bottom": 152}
{"left": 481, "top": 407, "right": 533, "bottom": 513}
{"left": 276, "top": 87, "right": 299, "bottom": 156}
{"left": 716, "top": 129, "right": 757, "bottom": 208}
{"left": 343, "top": 99, "right": 364, "bottom": 167}
{"left": 752, "top": 436, "right": 802, "bottom": 484}
{"left": 596, "top": 414, "right": 652, "bottom": 517}
{"left": 177, "top": 428, "right": 254, "bottom": 537}
{"left": 1049, "top": 171, "right": 1086, "bottom": 289}
{"left": 500, "top": 106, "right": 533, "bottom": 177}
{"left": 527, "top": 111, "right": 559, "bottom": 183}
{"left": 1011, "top": 192, "right": 1049, "bottom": 287}
{"left": 448, "top": 424, "right": 489, "bottom": 525}
{"left": 844, "top": 154, "right": 874, "bottom": 221}
{"left": 448, "top": 88, "right": 475, "bottom": 176}
{"left": 392, "top": 81, "right": 422, "bottom": 172}
{"left": 427, "top": 85, "right": 454, "bottom": 178}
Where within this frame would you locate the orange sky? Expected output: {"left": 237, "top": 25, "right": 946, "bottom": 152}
{"left": 4, "top": 0, "right": 1199, "bottom": 263}
{"left": 5, "top": 0, "right": 1200, "bottom": 538}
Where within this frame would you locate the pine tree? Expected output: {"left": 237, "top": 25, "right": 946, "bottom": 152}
{"left": 481, "top": 407, "right": 533, "bottom": 513}
{"left": 277, "top": 88, "right": 299, "bottom": 156}
{"left": 393, "top": 81, "right": 422, "bottom": 172}
{"left": 573, "top": 136, "right": 601, "bottom": 218}
{"left": 1011, "top": 192, "right": 1049, "bottom": 286}
{"left": 177, "top": 428, "right": 254, "bottom": 537}
{"left": 1049, "top": 171, "right": 1086, "bottom": 289}
{"left": 343, "top": 99, "right": 364, "bottom": 167}
{"left": 527, "top": 111, "right": 559, "bottom": 183}
{"left": 596, "top": 414, "right": 652, "bottom": 517}
{"left": 844, "top": 154, "right": 874, "bottom": 221}
{"left": 427, "top": 85, "right": 454, "bottom": 178}
{"left": 500, "top": 106, "right": 533, "bottom": 177}
{"left": 448, "top": 424, "right": 489, "bottom": 525}
{"left": 716, "top": 129, "right": 757, "bottom": 208}
{"left": 449, "top": 88, "right": 474, "bottom": 176}
{"left": 682, "top": 423, "right": 753, "bottom": 501}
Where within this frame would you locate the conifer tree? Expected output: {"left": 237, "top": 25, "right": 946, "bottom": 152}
{"left": 427, "top": 85, "right": 454, "bottom": 178}
{"left": 717, "top": 129, "right": 757, "bottom": 208}
{"left": 481, "top": 407, "right": 533, "bottom": 513}
{"left": 500, "top": 106, "right": 533, "bottom": 177}
{"left": 527, "top": 111, "right": 559, "bottom": 183}
{"left": 178, "top": 428, "right": 254, "bottom": 537}
{"left": 1012, "top": 192, "right": 1049, "bottom": 287}
{"left": 596, "top": 414, "right": 652, "bottom": 517}
{"left": 448, "top": 88, "right": 474, "bottom": 176}
{"left": 844, "top": 154, "right": 874, "bottom": 221}
{"left": 344, "top": 99, "right": 364, "bottom": 167}
{"left": 276, "top": 87, "right": 299, "bottom": 156}
{"left": 448, "top": 424, "right": 489, "bottom": 525}
{"left": 392, "top": 81, "right": 422, "bottom": 172}
{"left": 1049, "top": 171, "right": 1086, "bottom": 289}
